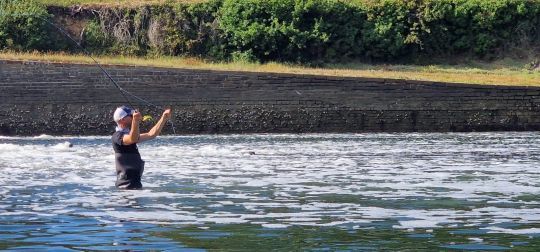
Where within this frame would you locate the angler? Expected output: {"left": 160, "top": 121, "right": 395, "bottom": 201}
{"left": 112, "top": 106, "right": 172, "bottom": 189}
{"left": 4, "top": 12, "right": 177, "bottom": 188}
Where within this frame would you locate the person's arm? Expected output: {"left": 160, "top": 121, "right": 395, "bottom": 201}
{"left": 122, "top": 111, "right": 142, "bottom": 145}
{"left": 139, "top": 109, "right": 172, "bottom": 142}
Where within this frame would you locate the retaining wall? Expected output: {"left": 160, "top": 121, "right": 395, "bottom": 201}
{"left": 1, "top": 60, "right": 540, "bottom": 135}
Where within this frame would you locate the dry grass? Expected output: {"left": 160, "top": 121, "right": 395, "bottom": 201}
{"left": 1, "top": 51, "right": 539, "bottom": 86}
{"left": 37, "top": 0, "right": 206, "bottom": 7}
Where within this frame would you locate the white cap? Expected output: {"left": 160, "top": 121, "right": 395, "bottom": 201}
{"left": 113, "top": 106, "right": 134, "bottom": 123}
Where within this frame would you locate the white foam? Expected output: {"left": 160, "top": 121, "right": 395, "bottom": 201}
{"left": 33, "top": 134, "right": 54, "bottom": 139}
{"left": 1, "top": 133, "right": 540, "bottom": 232}
{"left": 51, "top": 141, "right": 74, "bottom": 150}
{"left": 468, "top": 237, "right": 484, "bottom": 242}
{"left": 262, "top": 223, "right": 290, "bottom": 229}
{"left": 397, "top": 219, "right": 440, "bottom": 229}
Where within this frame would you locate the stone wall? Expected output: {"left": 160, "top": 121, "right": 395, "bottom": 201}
{"left": 1, "top": 60, "right": 540, "bottom": 135}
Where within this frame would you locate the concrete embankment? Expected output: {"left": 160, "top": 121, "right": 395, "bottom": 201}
{"left": 1, "top": 60, "right": 540, "bottom": 135}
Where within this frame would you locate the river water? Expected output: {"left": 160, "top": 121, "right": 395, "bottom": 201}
{"left": 0, "top": 133, "right": 539, "bottom": 251}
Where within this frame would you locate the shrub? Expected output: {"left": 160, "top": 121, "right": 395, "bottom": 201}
{"left": 89, "top": 8, "right": 148, "bottom": 56}
{"left": 82, "top": 19, "right": 112, "bottom": 53}
{"left": 359, "top": 0, "right": 423, "bottom": 60}
{"left": 3, "top": 0, "right": 539, "bottom": 63}
{"left": 419, "top": 0, "right": 540, "bottom": 57}
{"left": 219, "top": 0, "right": 365, "bottom": 63}
{"left": 0, "top": 0, "right": 56, "bottom": 51}
{"left": 86, "top": 1, "right": 224, "bottom": 58}
{"left": 158, "top": 0, "right": 224, "bottom": 58}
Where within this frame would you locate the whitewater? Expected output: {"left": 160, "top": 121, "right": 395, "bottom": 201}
{"left": 1, "top": 133, "right": 539, "bottom": 250}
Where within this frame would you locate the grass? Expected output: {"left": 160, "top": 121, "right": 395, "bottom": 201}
{"left": 1, "top": 51, "right": 539, "bottom": 86}
{"left": 36, "top": 0, "right": 206, "bottom": 7}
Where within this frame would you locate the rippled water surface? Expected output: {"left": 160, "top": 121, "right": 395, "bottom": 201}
{"left": 1, "top": 133, "right": 540, "bottom": 251}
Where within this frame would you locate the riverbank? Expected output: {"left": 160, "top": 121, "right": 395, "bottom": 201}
{"left": 1, "top": 59, "right": 540, "bottom": 136}
{"left": 2, "top": 51, "right": 539, "bottom": 86}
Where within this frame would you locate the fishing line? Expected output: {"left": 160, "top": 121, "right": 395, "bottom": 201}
{"left": 2, "top": 12, "right": 177, "bottom": 134}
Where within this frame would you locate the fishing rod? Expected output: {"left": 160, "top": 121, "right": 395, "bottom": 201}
{"left": 3, "top": 12, "right": 177, "bottom": 134}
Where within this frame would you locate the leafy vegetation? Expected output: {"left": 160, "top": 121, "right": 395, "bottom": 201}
{"left": 220, "top": 0, "right": 365, "bottom": 64}
{"left": 37, "top": 0, "right": 207, "bottom": 7}
{"left": 1, "top": 0, "right": 539, "bottom": 68}
{"left": 0, "top": 0, "right": 55, "bottom": 51}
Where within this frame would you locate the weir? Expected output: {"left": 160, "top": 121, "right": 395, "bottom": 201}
{"left": 1, "top": 59, "right": 540, "bottom": 135}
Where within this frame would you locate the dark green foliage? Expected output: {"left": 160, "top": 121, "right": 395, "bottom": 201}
{"left": 218, "top": 0, "right": 540, "bottom": 61}
{"left": 0, "top": 0, "right": 55, "bottom": 51}
{"left": 359, "top": 0, "right": 423, "bottom": 59}
{"left": 156, "top": 0, "right": 224, "bottom": 59}
{"left": 82, "top": 19, "right": 111, "bottom": 53}
{"left": 2, "top": 0, "right": 540, "bottom": 63}
{"left": 419, "top": 0, "right": 540, "bottom": 58}
{"left": 220, "top": 0, "right": 365, "bottom": 63}
{"left": 81, "top": 0, "right": 224, "bottom": 58}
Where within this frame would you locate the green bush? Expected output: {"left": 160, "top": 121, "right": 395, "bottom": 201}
{"left": 83, "top": 1, "right": 224, "bottom": 58}
{"left": 89, "top": 8, "right": 149, "bottom": 56}
{"left": 420, "top": 0, "right": 540, "bottom": 57}
{"left": 0, "top": 0, "right": 56, "bottom": 51}
{"left": 82, "top": 19, "right": 111, "bottom": 53}
{"left": 220, "top": 0, "right": 365, "bottom": 63}
{"left": 2, "top": 0, "right": 540, "bottom": 63}
{"left": 358, "top": 0, "right": 425, "bottom": 59}
{"left": 160, "top": 0, "right": 224, "bottom": 59}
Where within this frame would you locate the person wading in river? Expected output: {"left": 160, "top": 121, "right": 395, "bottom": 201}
{"left": 112, "top": 106, "right": 172, "bottom": 189}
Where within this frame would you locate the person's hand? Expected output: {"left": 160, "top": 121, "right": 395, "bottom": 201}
{"left": 132, "top": 110, "right": 142, "bottom": 123}
{"left": 163, "top": 108, "right": 172, "bottom": 120}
